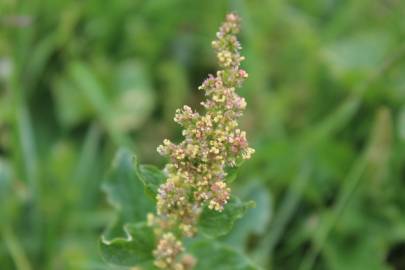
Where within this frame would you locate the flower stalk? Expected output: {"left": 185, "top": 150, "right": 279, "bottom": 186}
{"left": 148, "top": 13, "right": 254, "bottom": 270}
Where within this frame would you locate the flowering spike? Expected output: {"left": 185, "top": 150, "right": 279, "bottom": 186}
{"left": 150, "top": 13, "right": 254, "bottom": 269}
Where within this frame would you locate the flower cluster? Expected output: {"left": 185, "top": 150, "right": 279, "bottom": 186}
{"left": 149, "top": 13, "right": 254, "bottom": 269}
{"left": 152, "top": 233, "right": 186, "bottom": 270}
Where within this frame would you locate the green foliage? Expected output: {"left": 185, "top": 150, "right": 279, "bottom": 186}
{"left": 189, "top": 240, "right": 258, "bottom": 270}
{"left": 224, "top": 182, "right": 272, "bottom": 249}
{"left": 100, "top": 223, "right": 155, "bottom": 267}
{"left": 199, "top": 197, "right": 255, "bottom": 238}
{"left": 1, "top": 0, "right": 405, "bottom": 269}
{"left": 100, "top": 149, "right": 256, "bottom": 268}
{"left": 100, "top": 149, "right": 157, "bottom": 267}
{"left": 102, "top": 149, "right": 154, "bottom": 238}
{"left": 135, "top": 163, "right": 166, "bottom": 199}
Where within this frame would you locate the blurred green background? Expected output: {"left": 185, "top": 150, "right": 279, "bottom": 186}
{"left": 1, "top": 0, "right": 405, "bottom": 269}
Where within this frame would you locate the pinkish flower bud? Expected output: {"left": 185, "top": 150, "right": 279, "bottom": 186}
{"left": 239, "top": 69, "right": 248, "bottom": 78}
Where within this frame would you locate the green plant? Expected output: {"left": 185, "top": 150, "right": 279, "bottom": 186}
{"left": 99, "top": 13, "right": 257, "bottom": 270}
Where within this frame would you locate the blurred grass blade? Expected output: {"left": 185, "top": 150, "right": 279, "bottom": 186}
{"left": 69, "top": 62, "right": 130, "bottom": 146}
{"left": 74, "top": 123, "right": 102, "bottom": 184}
{"left": 16, "top": 103, "right": 38, "bottom": 195}
{"left": 255, "top": 162, "right": 312, "bottom": 268}
{"left": 299, "top": 107, "right": 393, "bottom": 270}
{"left": 305, "top": 44, "right": 405, "bottom": 144}
{"left": 1, "top": 226, "right": 32, "bottom": 270}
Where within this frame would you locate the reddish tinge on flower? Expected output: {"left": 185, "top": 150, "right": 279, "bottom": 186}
{"left": 149, "top": 13, "right": 254, "bottom": 270}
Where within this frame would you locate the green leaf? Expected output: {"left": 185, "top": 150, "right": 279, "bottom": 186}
{"left": 225, "top": 166, "right": 238, "bottom": 183}
{"left": 225, "top": 182, "right": 272, "bottom": 249}
{"left": 189, "top": 240, "right": 260, "bottom": 270}
{"left": 102, "top": 149, "right": 154, "bottom": 238}
{"left": 69, "top": 62, "right": 110, "bottom": 120}
{"left": 135, "top": 163, "right": 166, "bottom": 199}
{"left": 100, "top": 222, "right": 155, "bottom": 267}
{"left": 322, "top": 32, "right": 391, "bottom": 85}
{"left": 199, "top": 196, "right": 255, "bottom": 238}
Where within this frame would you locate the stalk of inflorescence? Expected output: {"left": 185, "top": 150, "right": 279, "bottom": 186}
{"left": 147, "top": 13, "right": 255, "bottom": 270}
